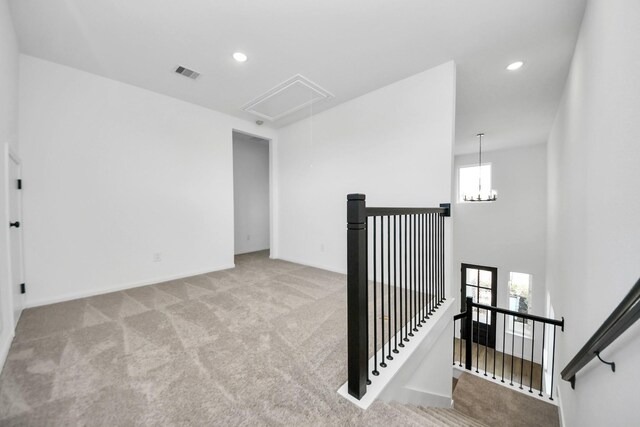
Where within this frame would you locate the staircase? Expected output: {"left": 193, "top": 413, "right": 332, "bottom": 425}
{"left": 389, "top": 402, "right": 488, "bottom": 426}
{"left": 380, "top": 372, "right": 559, "bottom": 426}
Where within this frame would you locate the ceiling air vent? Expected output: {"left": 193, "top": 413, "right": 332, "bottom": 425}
{"left": 175, "top": 65, "right": 200, "bottom": 80}
{"left": 241, "top": 74, "right": 333, "bottom": 122}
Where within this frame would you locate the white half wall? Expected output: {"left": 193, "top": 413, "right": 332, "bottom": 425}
{"left": 276, "top": 61, "right": 456, "bottom": 285}
{"left": 546, "top": 1, "right": 640, "bottom": 425}
{"left": 233, "top": 133, "right": 270, "bottom": 255}
{"left": 453, "top": 144, "right": 548, "bottom": 363}
{"left": 0, "top": 0, "right": 20, "bottom": 369}
{"left": 18, "top": 55, "right": 277, "bottom": 307}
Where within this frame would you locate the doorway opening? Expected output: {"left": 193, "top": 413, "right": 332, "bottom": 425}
{"left": 461, "top": 263, "right": 498, "bottom": 348}
{"left": 232, "top": 131, "right": 271, "bottom": 256}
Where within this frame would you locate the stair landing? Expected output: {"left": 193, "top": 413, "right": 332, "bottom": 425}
{"left": 453, "top": 372, "right": 559, "bottom": 427}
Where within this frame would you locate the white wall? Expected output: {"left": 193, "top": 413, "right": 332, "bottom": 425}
{"left": 0, "top": 0, "right": 19, "bottom": 368}
{"left": 453, "top": 144, "right": 548, "bottom": 362}
{"left": 276, "top": 61, "right": 456, "bottom": 288}
{"left": 546, "top": 1, "right": 640, "bottom": 425}
{"left": 19, "top": 55, "right": 277, "bottom": 307}
{"left": 233, "top": 133, "right": 270, "bottom": 254}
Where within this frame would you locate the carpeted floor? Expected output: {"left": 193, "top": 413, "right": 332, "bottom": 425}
{"left": 453, "top": 372, "right": 559, "bottom": 427}
{"left": 0, "top": 251, "right": 472, "bottom": 426}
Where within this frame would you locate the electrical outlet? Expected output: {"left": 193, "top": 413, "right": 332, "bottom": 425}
{"left": 247, "top": 234, "right": 251, "bottom": 241}
{"left": 153, "top": 252, "right": 161, "bottom": 262}
{"left": 320, "top": 243, "right": 325, "bottom": 252}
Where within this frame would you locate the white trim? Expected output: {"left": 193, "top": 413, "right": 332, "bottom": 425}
{"left": 337, "top": 299, "right": 455, "bottom": 409}
{"left": 240, "top": 74, "right": 334, "bottom": 122}
{"left": 274, "top": 255, "right": 344, "bottom": 275}
{"left": 452, "top": 365, "right": 558, "bottom": 405}
{"left": 4, "top": 144, "right": 24, "bottom": 328}
{"left": 456, "top": 162, "right": 494, "bottom": 204}
{"left": 0, "top": 328, "right": 14, "bottom": 374}
{"left": 231, "top": 128, "right": 278, "bottom": 258}
{"left": 24, "top": 264, "right": 235, "bottom": 308}
{"left": 556, "top": 384, "right": 566, "bottom": 427}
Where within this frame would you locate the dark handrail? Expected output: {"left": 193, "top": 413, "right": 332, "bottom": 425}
{"left": 366, "top": 207, "right": 447, "bottom": 216}
{"left": 561, "top": 277, "right": 640, "bottom": 389}
{"left": 471, "top": 301, "right": 565, "bottom": 328}
{"left": 453, "top": 297, "right": 564, "bottom": 399}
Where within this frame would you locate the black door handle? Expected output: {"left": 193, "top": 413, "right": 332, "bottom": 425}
{"left": 9, "top": 221, "right": 20, "bottom": 228}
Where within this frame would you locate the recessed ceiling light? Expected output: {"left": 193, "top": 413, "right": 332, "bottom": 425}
{"left": 233, "top": 52, "right": 248, "bottom": 63}
{"left": 506, "top": 61, "right": 524, "bottom": 71}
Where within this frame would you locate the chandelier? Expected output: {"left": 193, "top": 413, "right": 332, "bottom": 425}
{"left": 463, "top": 133, "right": 497, "bottom": 202}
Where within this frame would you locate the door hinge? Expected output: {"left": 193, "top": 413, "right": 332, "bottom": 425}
{"left": 17, "top": 179, "right": 22, "bottom": 190}
{"left": 20, "top": 283, "right": 25, "bottom": 294}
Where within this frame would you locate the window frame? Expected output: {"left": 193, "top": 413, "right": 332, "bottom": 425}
{"left": 457, "top": 162, "right": 494, "bottom": 203}
{"left": 507, "top": 271, "right": 533, "bottom": 337}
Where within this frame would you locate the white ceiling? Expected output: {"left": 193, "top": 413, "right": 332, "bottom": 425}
{"left": 9, "top": 0, "right": 586, "bottom": 153}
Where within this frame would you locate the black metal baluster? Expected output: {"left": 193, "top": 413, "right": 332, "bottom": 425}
{"left": 418, "top": 214, "right": 423, "bottom": 326}
{"left": 440, "top": 213, "right": 445, "bottom": 303}
{"left": 404, "top": 215, "right": 409, "bottom": 343}
{"left": 510, "top": 315, "right": 515, "bottom": 386}
{"left": 476, "top": 307, "right": 480, "bottom": 373}
{"left": 484, "top": 309, "right": 489, "bottom": 376}
{"left": 520, "top": 318, "right": 525, "bottom": 389}
{"left": 433, "top": 215, "right": 440, "bottom": 309}
{"left": 427, "top": 213, "right": 432, "bottom": 317}
{"left": 387, "top": 216, "right": 393, "bottom": 361}
{"left": 530, "top": 321, "right": 535, "bottom": 392}
{"left": 459, "top": 320, "right": 463, "bottom": 367}
{"left": 413, "top": 215, "right": 419, "bottom": 332}
{"left": 408, "top": 215, "right": 414, "bottom": 338}
{"left": 366, "top": 218, "right": 371, "bottom": 386}
{"left": 492, "top": 311, "right": 497, "bottom": 379}
{"left": 424, "top": 213, "right": 428, "bottom": 319}
{"left": 502, "top": 313, "right": 506, "bottom": 382}
{"left": 418, "top": 214, "right": 425, "bottom": 327}
{"left": 539, "top": 324, "right": 546, "bottom": 396}
{"left": 372, "top": 217, "right": 379, "bottom": 376}
{"left": 432, "top": 213, "right": 436, "bottom": 311}
{"left": 452, "top": 320, "right": 456, "bottom": 365}
{"left": 435, "top": 212, "right": 441, "bottom": 307}
{"left": 550, "top": 326, "right": 557, "bottom": 400}
{"left": 400, "top": 216, "right": 406, "bottom": 347}
{"left": 424, "top": 213, "right": 428, "bottom": 320}
{"left": 438, "top": 213, "right": 443, "bottom": 305}
{"left": 393, "top": 216, "right": 399, "bottom": 354}
{"left": 380, "top": 217, "right": 387, "bottom": 368}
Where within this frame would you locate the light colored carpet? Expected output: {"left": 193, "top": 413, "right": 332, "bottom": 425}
{"left": 0, "top": 250, "right": 472, "bottom": 426}
{"left": 453, "top": 372, "right": 559, "bottom": 427}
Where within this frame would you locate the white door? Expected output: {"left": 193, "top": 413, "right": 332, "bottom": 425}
{"left": 8, "top": 150, "right": 24, "bottom": 326}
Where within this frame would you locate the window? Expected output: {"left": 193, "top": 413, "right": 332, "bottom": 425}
{"left": 458, "top": 164, "right": 492, "bottom": 202}
{"left": 508, "top": 272, "right": 532, "bottom": 334}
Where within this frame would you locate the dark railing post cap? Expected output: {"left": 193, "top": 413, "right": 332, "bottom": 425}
{"left": 347, "top": 194, "right": 366, "bottom": 201}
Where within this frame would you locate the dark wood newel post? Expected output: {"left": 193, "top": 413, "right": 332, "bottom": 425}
{"left": 347, "top": 193, "right": 368, "bottom": 399}
{"left": 464, "top": 296, "right": 473, "bottom": 370}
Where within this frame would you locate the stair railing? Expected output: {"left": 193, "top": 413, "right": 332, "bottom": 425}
{"left": 561, "top": 277, "right": 640, "bottom": 389}
{"left": 347, "top": 194, "right": 450, "bottom": 400}
{"left": 453, "top": 296, "right": 564, "bottom": 400}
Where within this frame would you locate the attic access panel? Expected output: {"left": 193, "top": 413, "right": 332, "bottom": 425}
{"left": 241, "top": 74, "right": 333, "bottom": 122}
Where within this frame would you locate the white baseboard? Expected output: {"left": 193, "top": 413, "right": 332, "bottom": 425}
{"left": 24, "top": 263, "right": 236, "bottom": 309}
{"left": 556, "top": 384, "right": 566, "bottom": 427}
{"left": 0, "top": 329, "right": 15, "bottom": 374}
{"left": 274, "top": 255, "right": 345, "bottom": 275}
